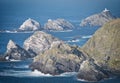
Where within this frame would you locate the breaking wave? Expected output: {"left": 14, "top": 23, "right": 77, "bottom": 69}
{"left": 0, "top": 30, "right": 34, "bottom": 33}
{"left": 49, "top": 30, "right": 73, "bottom": 33}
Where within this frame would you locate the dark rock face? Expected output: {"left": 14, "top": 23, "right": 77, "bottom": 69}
{"left": 18, "top": 18, "right": 41, "bottom": 31}
{"left": 0, "top": 56, "right": 6, "bottom": 61}
{"left": 82, "top": 19, "right": 120, "bottom": 74}
{"left": 80, "top": 8, "right": 116, "bottom": 27}
{"left": 5, "top": 40, "right": 31, "bottom": 60}
{"left": 24, "top": 31, "right": 61, "bottom": 55}
{"left": 44, "top": 19, "right": 75, "bottom": 31}
{"left": 29, "top": 43, "right": 84, "bottom": 75}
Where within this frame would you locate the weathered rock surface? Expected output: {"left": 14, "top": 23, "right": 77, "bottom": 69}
{"left": 82, "top": 19, "right": 120, "bottom": 74}
{"left": 19, "top": 18, "right": 41, "bottom": 31}
{"left": 29, "top": 43, "right": 84, "bottom": 75}
{"left": 5, "top": 40, "right": 31, "bottom": 60}
{"left": 44, "top": 19, "right": 75, "bottom": 31}
{"left": 24, "top": 31, "right": 62, "bottom": 55}
{"left": 80, "top": 8, "right": 116, "bottom": 27}
{"left": 29, "top": 19, "right": 120, "bottom": 82}
{"left": 78, "top": 60, "right": 109, "bottom": 82}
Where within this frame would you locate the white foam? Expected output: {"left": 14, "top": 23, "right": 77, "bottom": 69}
{"left": 50, "top": 30, "right": 73, "bottom": 32}
{"left": 9, "top": 59, "right": 21, "bottom": 62}
{"left": 81, "top": 35, "right": 92, "bottom": 39}
{"left": 0, "top": 30, "right": 34, "bottom": 33}
{"left": 67, "top": 39, "right": 80, "bottom": 43}
{"left": 59, "top": 72, "right": 77, "bottom": 77}
{"left": 31, "top": 69, "right": 52, "bottom": 77}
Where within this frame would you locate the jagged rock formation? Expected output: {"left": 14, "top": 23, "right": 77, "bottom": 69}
{"left": 19, "top": 18, "right": 41, "bottom": 31}
{"left": 78, "top": 60, "right": 109, "bottom": 82}
{"left": 80, "top": 8, "right": 116, "bottom": 27}
{"left": 82, "top": 19, "right": 120, "bottom": 74}
{"left": 29, "top": 43, "right": 84, "bottom": 75}
{"left": 29, "top": 19, "right": 120, "bottom": 82}
{"left": 5, "top": 40, "right": 31, "bottom": 60}
{"left": 24, "top": 31, "right": 62, "bottom": 55}
{"left": 44, "top": 19, "right": 75, "bottom": 31}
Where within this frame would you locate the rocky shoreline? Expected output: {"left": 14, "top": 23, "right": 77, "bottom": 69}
{"left": 0, "top": 19, "right": 120, "bottom": 82}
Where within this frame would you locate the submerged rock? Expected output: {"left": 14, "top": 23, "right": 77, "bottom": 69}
{"left": 82, "top": 19, "right": 120, "bottom": 74}
{"left": 5, "top": 40, "right": 31, "bottom": 60}
{"left": 44, "top": 19, "right": 75, "bottom": 31}
{"left": 24, "top": 31, "right": 62, "bottom": 55}
{"left": 19, "top": 18, "right": 41, "bottom": 31}
{"left": 80, "top": 8, "right": 116, "bottom": 27}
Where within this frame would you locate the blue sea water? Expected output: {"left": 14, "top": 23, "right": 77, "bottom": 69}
{"left": 0, "top": 0, "right": 120, "bottom": 83}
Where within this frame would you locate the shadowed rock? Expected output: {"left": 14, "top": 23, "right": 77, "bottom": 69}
{"left": 5, "top": 40, "right": 31, "bottom": 60}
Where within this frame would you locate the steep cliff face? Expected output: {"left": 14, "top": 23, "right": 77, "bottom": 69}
{"left": 19, "top": 18, "right": 41, "bottom": 31}
{"left": 82, "top": 19, "right": 120, "bottom": 73}
{"left": 5, "top": 40, "right": 31, "bottom": 60}
{"left": 44, "top": 19, "right": 75, "bottom": 31}
{"left": 80, "top": 8, "right": 116, "bottom": 27}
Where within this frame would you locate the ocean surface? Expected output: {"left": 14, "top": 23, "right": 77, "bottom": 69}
{"left": 0, "top": 0, "right": 120, "bottom": 83}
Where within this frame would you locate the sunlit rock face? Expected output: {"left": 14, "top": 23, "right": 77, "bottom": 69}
{"left": 82, "top": 19, "right": 120, "bottom": 74}
{"left": 5, "top": 40, "right": 31, "bottom": 60}
{"left": 44, "top": 19, "right": 75, "bottom": 31}
{"left": 80, "top": 8, "right": 116, "bottom": 27}
{"left": 29, "top": 42, "right": 84, "bottom": 75}
{"left": 23, "top": 31, "right": 62, "bottom": 55}
{"left": 19, "top": 18, "right": 41, "bottom": 31}
{"left": 28, "top": 19, "right": 120, "bottom": 82}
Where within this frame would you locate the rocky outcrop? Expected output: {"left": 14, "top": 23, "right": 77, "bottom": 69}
{"left": 19, "top": 18, "right": 41, "bottom": 31}
{"left": 44, "top": 19, "right": 75, "bottom": 31}
{"left": 29, "top": 19, "right": 120, "bottom": 82}
{"left": 29, "top": 43, "right": 84, "bottom": 75}
{"left": 77, "top": 60, "right": 109, "bottom": 82}
{"left": 82, "top": 19, "right": 120, "bottom": 74}
{"left": 24, "top": 31, "right": 62, "bottom": 55}
{"left": 5, "top": 40, "right": 31, "bottom": 60}
{"left": 0, "top": 56, "right": 6, "bottom": 61}
{"left": 80, "top": 8, "right": 116, "bottom": 27}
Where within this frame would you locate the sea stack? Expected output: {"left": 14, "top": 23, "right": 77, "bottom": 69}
{"left": 5, "top": 40, "right": 31, "bottom": 60}
{"left": 44, "top": 18, "right": 75, "bottom": 31}
{"left": 19, "top": 18, "right": 41, "bottom": 31}
{"left": 80, "top": 8, "right": 116, "bottom": 27}
{"left": 23, "top": 31, "right": 62, "bottom": 55}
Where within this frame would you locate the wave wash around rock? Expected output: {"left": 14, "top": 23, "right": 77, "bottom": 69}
{"left": 30, "top": 19, "right": 120, "bottom": 82}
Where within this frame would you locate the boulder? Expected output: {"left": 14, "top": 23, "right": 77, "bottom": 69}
{"left": 80, "top": 8, "right": 116, "bottom": 27}
{"left": 19, "top": 18, "right": 41, "bottom": 31}
{"left": 5, "top": 40, "right": 31, "bottom": 60}
{"left": 44, "top": 19, "right": 75, "bottom": 31}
